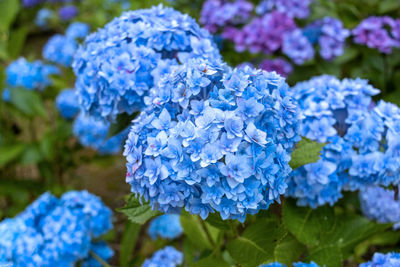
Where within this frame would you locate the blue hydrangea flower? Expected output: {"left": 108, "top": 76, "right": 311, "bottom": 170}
{"left": 58, "top": 5, "right": 78, "bottom": 21}
{"left": 73, "top": 112, "right": 130, "bottom": 155}
{"left": 124, "top": 59, "right": 300, "bottom": 221}
{"left": 43, "top": 34, "right": 78, "bottom": 66}
{"left": 66, "top": 22, "right": 90, "bottom": 40}
{"left": 359, "top": 186, "right": 400, "bottom": 229}
{"left": 142, "top": 246, "right": 183, "bottom": 267}
{"left": 286, "top": 75, "right": 394, "bottom": 208}
{"left": 35, "top": 8, "right": 53, "bottom": 28}
{"left": 6, "top": 58, "right": 59, "bottom": 90}
{"left": 282, "top": 29, "right": 314, "bottom": 65}
{"left": 360, "top": 252, "right": 400, "bottom": 267}
{"left": 72, "top": 5, "right": 221, "bottom": 122}
{"left": 56, "top": 89, "right": 80, "bottom": 119}
{"left": 81, "top": 242, "right": 114, "bottom": 267}
{"left": 2, "top": 89, "right": 11, "bottom": 102}
{"left": 148, "top": 214, "right": 182, "bottom": 240}
{"left": 0, "top": 191, "right": 113, "bottom": 266}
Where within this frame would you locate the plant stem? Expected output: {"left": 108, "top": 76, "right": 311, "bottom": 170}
{"left": 89, "top": 251, "right": 111, "bottom": 267}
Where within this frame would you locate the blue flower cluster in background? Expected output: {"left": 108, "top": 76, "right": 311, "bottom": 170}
{"left": 359, "top": 252, "right": 400, "bottom": 267}
{"left": 359, "top": 186, "right": 400, "bottom": 229}
{"left": 43, "top": 22, "right": 90, "bottom": 67}
{"left": 148, "top": 214, "right": 182, "bottom": 240}
{"left": 287, "top": 75, "right": 400, "bottom": 208}
{"left": 0, "top": 191, "right": 113, "bottom": 266}
{"left": 73, "top": 113, "right": 130, "bottom": 155}
{"left": 5, "top": 57, "right": 59, "bottom": 90}
{"left": 124, "top": 57, "right": 300, "bottom": 221}
{"left": 142, "top": 246, "right": 183, "bottom": 267}
{"left": 72, "top": 4, "right": 221, "bottom": 122}
{"left": 56, "top": 89, "right": 80, "bottom": 119}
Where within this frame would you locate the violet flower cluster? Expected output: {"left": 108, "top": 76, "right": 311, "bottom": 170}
{"left": 72, "top": 5, "right": 221, "bottom": 122}
{"left": 287, "top": 75, "right": 400, "bottom": 208}
{"left": 142, "top": 246, "right": 183, "bottom": 267}
{"left": 43, "top": 22, "right": 90, "bottom": 67}
{"left": 256, "top": 0, "right": 313, "bottom": 18}
{"left": 359, "top": 186, "right": 400, "bottom": 229}
{"left": 259, "top": 58, "right": 293, "bottom": 77}
{"left": 0, "top": 191, "right": 113, "bottom": 266}
{"left": 124, "top": 58, "right": 300, "bottom": 221}
{"left": 353, "top": 16, "right": 400, "bottom": 54}
{"left": 359, "top": 252, "right": 400, "bottom": 267}
{"left": 200, "top": 0, "right": 253, "bottom": 34}
{"left": 148, "top": 214, "right": 182, "bottom": 240}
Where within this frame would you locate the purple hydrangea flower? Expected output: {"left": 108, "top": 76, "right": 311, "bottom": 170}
{"left": 200, "top": 0, "right": 253, "bottom": 33}
{"left": 259, "top": 58, "right": 293, "bottom": 77}
{"left": 59, "top": 5, "right": 78, "bottom": 21}
{"left": 353, "top": 16, "right": 399, "bottom": 54}
{"left": 223, "top": 11, "right": 296, "bottom": 54}
{"left": 282, "top": 29, "right": 314, "bottom": 65}
{"left": 256, "top": 0, "right": 313, "bottom": 19}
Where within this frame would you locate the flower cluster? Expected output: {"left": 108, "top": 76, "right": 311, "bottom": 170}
{"left": 72, "top": 5, "right": 221, "bottom": 122}
{"left": 142, "top": 246, "right": 183, "bottom": 267}
{"left": 223, "top": 11, "right": 296, "bottom": 54}
{"left": 5, "top": 57, "right": 59, "bottom": 90}
{"left": 286, "top": 75, "right": 400, "bottom": 207}
{"left": 261, "top": 261, "right": 320, "bottom": 267}
{"left": 259, "top": 58, "right": 293, "bottom": 77}
{"left": 359, "top": 186, "right": 400, "bottom": 229}
{"left": 0, "top": 191, "right": 113, "bottom": 266}
{"left": 353, "top": 16, "right": 400, "bottom": 54}
{"left": 43, "top": 22, "right": 90, "bottom": 67}
{"left": 256, "top": 0, "right": 313, "bottom": 18}
{"left": 56, "top": 89, "right": 80, "bottom": 119}
{"left": 73, "top": 113, "right": 130, "bottom": 155}
{"left": 148, "top": 214, "right": 182, "bottom": 240}
{"left": 59, "top": 5, "right": 79, "bottom": 21}
{"left": 200, "top": 0, "right": 253, "bottom": 34}
{"left": 282, "top": 29, "right": 314, "bottom": 65}
{"left": 304, "top": 17, "right": 350, "bottom": 60}
{"left": 124, "top": 58, "right": 300, "bottom": 221}
{"left": 360, "top": 252, "right": 400, "bottom": 267}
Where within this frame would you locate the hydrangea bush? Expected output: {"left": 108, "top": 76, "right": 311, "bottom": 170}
{"left": 3, "top": 1, "right": 400, "bottom": 267}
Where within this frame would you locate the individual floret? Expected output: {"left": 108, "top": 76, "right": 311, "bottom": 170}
{"left": 56, "top": 89, "right": 80, "bottom": 119}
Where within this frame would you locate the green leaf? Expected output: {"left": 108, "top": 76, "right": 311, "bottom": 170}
{"left": 282, "top": 199, "right": 335, "bottom": 246}
{"left": 116, "top": 195, "right": 161, "bottom": 225}
{"left": 107, "top": 112, "right": 137, "bottom": 138}
{"left": 191, "top": 255, "right": 230, "bottom": 267}
{"left": 0, "top": 143, "right": 25, "bottom": 167}
{"left": 120, "top": 222, "right": 141, "bottom": 267}
{"left": 333, "top": 48, "right": 359, "bottom": 65}
{"left": 379, "top": 0, "right": 400, "bottom": 13}
{"left": 308, "top": 245, "right": 343, "bottom": 267}
{"left": 0, "top": 0, "right": 19, "bottom": 32}
{"left": 10, "top": 88, "right": 47, "bottom": 118}
{"left": 289, "top": 138, "right": 326, "bottom": 170}
{"left": 205, "top": 213, "right": 232, "bottom": 230}
{"left": 227, "top": 219, "right": 286, "bottom": 267}
{"left": 355, "top": 232, "right": 400, "bottom": 260}
{"left": 180, "top": 212, "right": 214, "bottom": 250}
{"left": 20, "top": 143, "right": 43, "bottom": 165}
{"left": 7, "top": 26, "right": 28, "bottom": 59}
{"left": 272, "top": 233, "right": 305, "bottom": 265}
